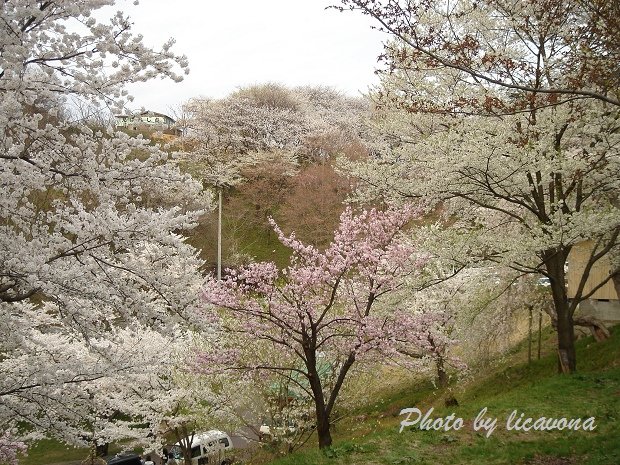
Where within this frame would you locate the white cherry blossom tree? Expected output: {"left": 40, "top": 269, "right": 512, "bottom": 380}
{"left": 338, "top": 0, "right": 620, "bottom": 373}
{"left": 0, "top": 0, "right": 209, "bottom": 456}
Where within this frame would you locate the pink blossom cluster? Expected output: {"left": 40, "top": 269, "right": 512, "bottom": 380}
{"left": 0, "top": 432, "right": 26, "bottom": 465}
{"left": 192, "top": 346, "right": 241, "bottom": 375}
{"left": 200, "top": 206, "right": 439, "bottom": 368}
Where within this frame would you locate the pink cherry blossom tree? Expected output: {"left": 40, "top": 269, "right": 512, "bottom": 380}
{"left": 200, "top": 206, "right": 436, "bottom": 449}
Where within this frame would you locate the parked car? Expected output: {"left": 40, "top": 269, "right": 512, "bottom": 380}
{"left": 105, "top": 454, "right": 142, "bottom": 465}
{"left": 537, "top": 277, "right": 551, "bottom": 287}
{"left": 258, "top": 418, "right": 300, "bottom": 441}
{"left": 169, "top": 430, "right": 233, "bottom": 465}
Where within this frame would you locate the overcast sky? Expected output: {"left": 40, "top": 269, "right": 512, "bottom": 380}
{"left": 111, "top": 0, "right": 385, "bottom": 115}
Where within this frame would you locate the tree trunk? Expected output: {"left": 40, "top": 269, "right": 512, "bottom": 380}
{"left": 309, "top": 373, "right": 333, "bottom": 448}
{"left": 173, "top": 425, "right": 194, "bottom": 465}
{"left": 436, "top": 356, "right": 448, "bottom": 388}
{"left": 316, "top": 407, "right": 333, "bottom": 449}
{"left": 573, "top": 315, "right": 610, "bottom": 342}
{"left": 544, "top": 249, "right": 576, "bottom": 373}
{"left": 95, "top": 443, "right": 108, "bottom": 457}
{"left": 555, "top": 305, "right": 576, "bottom": 373}
{"left": 305, "top": 347, "right": 333, "bottom": 448}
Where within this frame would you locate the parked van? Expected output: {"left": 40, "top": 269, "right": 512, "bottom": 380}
{"left": 170, "top": 430, "right": 233, "bottom": 465}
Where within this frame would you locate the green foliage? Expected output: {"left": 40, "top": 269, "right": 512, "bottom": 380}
{"left": 322, "top": 442, "right": 374, "bottom": 458}
{"left": 186, "top": 208, "right": 292, "bottom": 272}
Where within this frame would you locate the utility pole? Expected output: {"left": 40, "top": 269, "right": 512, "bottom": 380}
{"left": 217, "top": 187, "right": 222, "bottom": 280}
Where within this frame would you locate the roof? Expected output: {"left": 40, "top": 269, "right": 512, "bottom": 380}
{"left": 139, "top": 110, "right": 174, "bottom": 120}
{"left": 113, "top": 111, "right": 175, "bottom": 122}
{"left": 191, "top": 430, "right": 228, "bottom": 447}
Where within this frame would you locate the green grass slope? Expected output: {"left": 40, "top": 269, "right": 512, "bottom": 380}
{"left": 20, "top": 439, "right": 88, "bottom": 465}
{"left": 269, "top": 327, "right": 620, "bottom": 465}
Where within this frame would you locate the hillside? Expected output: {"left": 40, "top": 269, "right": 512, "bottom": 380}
{"left": 263, "top": 327, "right": 620, "bottom": 465}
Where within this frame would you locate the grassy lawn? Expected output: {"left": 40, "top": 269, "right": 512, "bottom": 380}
{"left": 21, "top": 440, "right": 134, "bottom": 465}
{"left": 187, "top": 209, "right": 292, "bottom": 273}
{"left": 20, "top": 440, "right": 88, "bottom": 465}
{"left": 267, "top": 327, "right": 620, "bottom": 465}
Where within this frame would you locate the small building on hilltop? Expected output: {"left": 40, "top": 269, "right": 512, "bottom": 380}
{"left": 114, "top": 110, "right": 181, "bottom": 136}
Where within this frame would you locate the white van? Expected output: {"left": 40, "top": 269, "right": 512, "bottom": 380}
{"left": 170, "top": 430, "right": 233, "bottom": 465}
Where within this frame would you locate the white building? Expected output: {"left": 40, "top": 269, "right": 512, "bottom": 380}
{"left": 114, "top": 110, "right": 180, "bottom": 134}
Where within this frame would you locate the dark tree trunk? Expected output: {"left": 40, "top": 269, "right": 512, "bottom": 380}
{"left": 305, "top": 344, "right": 335, "bottom": 449}
{"left": 555, "top": 301, "right": 576, "bottom": 373}
{"left": 316, "top": 407, "right": 333, "bottom": 449}
{"left": 573, "top": 315, "right": 610, "bottom": 341}
{"left": 95, "top": 443, "right": 108, "bottom": 457}
{"left": 543, "top": 249, "right": 576, "bottom": 373}
{"left": 436, "top": 356, "right": 448, "bottom": 388}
